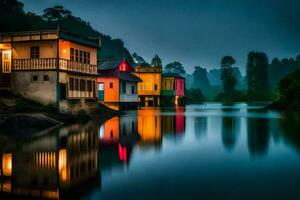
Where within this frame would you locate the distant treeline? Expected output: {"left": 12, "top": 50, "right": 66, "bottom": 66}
{"left": 0, "top": 0, "right": 133, "bottom": 62}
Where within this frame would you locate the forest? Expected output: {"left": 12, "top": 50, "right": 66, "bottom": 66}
{"left": 1, "top": 0, "right": 299, "bottom": 110}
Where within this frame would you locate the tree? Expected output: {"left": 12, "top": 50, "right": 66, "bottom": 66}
{"left": 151, "top": 54, "right": 162, "bottom": 68}
{"left": 192, "top": 66, "right": 210, "bottom": 90}
{"left": 220, "top": 56, "right": 237, "bottom": 95}
{"left": 165, "top": 61, "right": 185, "bottom": 74}
{"left": 246, "top": 51, "right": 270, "bottom": 99}
{"left": 43, "top": 6, "right": 71, "bottom": 22}
{"left": 132, "top": 53, "right": 147, "bottom": 64}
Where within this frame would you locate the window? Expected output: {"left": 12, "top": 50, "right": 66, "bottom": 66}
{"left": 154, "top": 84, "right": 158, "bottom": 90}
{"left": 75, "top": 50, "right": 79, "bottom": 62}
{"left": 44, "top": 75, "right": 49, "bottom": 81}
{"left": 80, "top": 79, "right": 86, "bottom": 91}
{"left": 122, "top": 82, "right": 126, "bottom": 94}
{"left": 87, "top": 80, "right": 92, "bottom": 92}
{"left": 75, "top": 79, "right": 79, "bottom": 90}
{"left": 131, "top": 85, "right": 135, "bottom": 94}
{"left": 109, "top": 82, "right": 113, "bottom": 88}
{"left": 83, "top": 52, "right": 87, "bottom": 63}
{"left": 69, "top": 78, "right": 74, "bottom": 90}
{"left": 32, "top": 75, "right": 38, "bottom": 81}
{"left": 79, "top": 51, "right": 83, "bottom": 63}
{"left": 87, "top": 52, "right": 90, "bottom": 64}
{"left": 30, "top": 46, "right": 39, "bottom": 58}
{"left": 70, "top": 48, "right": 74, "bottom": 61}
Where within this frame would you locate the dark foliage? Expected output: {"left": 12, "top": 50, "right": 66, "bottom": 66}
{"left": 192, "top": 66, "right": 210, "bottom": 90}
{"left": 185, "top": 88, "right": 206, "bottom": 103}
{"left": 0, "top": 0, "right": 133, "bottom": 62}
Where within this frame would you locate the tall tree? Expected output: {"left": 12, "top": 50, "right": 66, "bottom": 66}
{"left": 151, "top": 54, "right": 162, "bottom": 68}
{"left": 165, "top": 61, "right": 185, "bottom": 74}
{"left": 246, "top": 52, "right": 269, "bottom": 97}
{"left": 220, "top": 56, "right": 237, "bottom": 95}
{"left": 192, "top": 66, "right": 210, "bottom": 90}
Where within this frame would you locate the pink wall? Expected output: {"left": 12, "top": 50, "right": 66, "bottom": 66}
{"left": 175, "top": 78, "right": 184, "bottom": 96}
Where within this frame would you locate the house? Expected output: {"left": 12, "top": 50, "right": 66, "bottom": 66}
{"left": 133, "top": 63, "right": 162, "bottom": 107}
{"left": 97, "top": 59, "right": 142, "bottom": 110}
{"left": 161, "top": 72, "right": 185, "bottom": 106}
{"left": 0, "top": 29, "right": 100, "bottom": 112}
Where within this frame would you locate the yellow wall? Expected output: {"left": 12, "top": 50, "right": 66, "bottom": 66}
{"left": 12, "top": 41, "right": 57, "bottom": 59}
{"left": 134, "top": 72, "right": 161, "bottom": 96}
{"left": 161, "top": 77, "right": 175, "bottom": 90}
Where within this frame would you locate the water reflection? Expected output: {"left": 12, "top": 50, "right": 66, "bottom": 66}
{"left": 0, "top": 122, "right": 100, "bottom": 199}
{"left": 2, "top": 105, "right": 300, "bottom": 199}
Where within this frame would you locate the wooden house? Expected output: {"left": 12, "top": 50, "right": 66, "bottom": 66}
{"left": 133, "top": 63, "right": 162, "bottom": 107}
{"left": 0, "top": 29, "right": 100, "bottom": 112}
{"left": 161, "top": 73, "right": 185, "bottom": 106}
{"left": 97, "top": 59, "right": 142, "bottom": 110}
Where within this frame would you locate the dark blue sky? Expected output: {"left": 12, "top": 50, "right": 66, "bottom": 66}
{"left": 21, "top": 0, "right": 300, "bottom": 74}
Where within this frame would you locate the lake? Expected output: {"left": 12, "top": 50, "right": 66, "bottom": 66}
{"left": 1, "top": 103, "right": 300, "bottom": 200}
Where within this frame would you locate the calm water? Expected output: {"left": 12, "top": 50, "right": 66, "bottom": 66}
{"left": 1, "top": 103, "right": 300, "bottom": 199}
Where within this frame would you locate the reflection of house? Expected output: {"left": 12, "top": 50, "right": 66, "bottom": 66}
{"left": 99, "top": 114, "right": 139, "bottom": 145}
{"left": 0, "top": 122, "right": 99, "bottom": 199}
{"left": 137, "top": 108, "right": 162, "bottom": 148}
{"left": 133, "top": 64, "right": 162, "bottom": 107}
{"left": 97, "top": 59, "right": 142, "bottom": 110}
{"left": 161, "top": 107, "right": 185, "bottom": 135}
{"left": 161, "top": 73, "right": 185, "bottom": 106}
{"left": 0, "top": 29, "right": 100, "bottom": 112}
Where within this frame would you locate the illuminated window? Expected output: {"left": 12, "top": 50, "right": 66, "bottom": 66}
{"left": 2, "top": 153, "right": 12, "bottom": 176}
{"left": 58, "top": 149, "right": 67, "bottom": 182}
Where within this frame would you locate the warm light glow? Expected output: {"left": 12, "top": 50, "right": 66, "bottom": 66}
{"left": 62, "top": 49, "right": 67, "bottom": 53}
{"left": 2, "top": 153, "right": 12, "bottom": 176}
{"left": 175, "top": 96, "right": 179, "bottom": 105}
{"left": 59, "top": 149, "right": 67, "bottom": 182}
{"left": 138, "top": 109, "right": 161, "bottom": 142}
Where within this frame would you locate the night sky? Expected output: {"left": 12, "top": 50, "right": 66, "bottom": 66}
{"left": 21, "top": 0, "right": 300, "bottom": 74}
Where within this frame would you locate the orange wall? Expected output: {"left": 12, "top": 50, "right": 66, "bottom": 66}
{"left": 103, "top": 117, "right": 120, "bottom": 142}
{"left": 59, "top": 40, "right": 97, "bottom": 64}
{"left": 98, "top": 77, "right": 119, "bottom": 102}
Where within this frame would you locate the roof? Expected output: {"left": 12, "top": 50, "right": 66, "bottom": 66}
{"left": 0, "top": 30, "right": 100, "bottom": 48}
{"left": 98, "top": 59, "right": 124, "bottom": 70}
{"left": 120, "top": 72, "right": 142, "bottom": 82}
{"left": 98, "top": 70, "right": 142, "bottom": 82}
{"left": 162, "top": 72, "right": 185, "bottom": 79}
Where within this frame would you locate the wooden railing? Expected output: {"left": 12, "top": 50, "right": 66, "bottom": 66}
{"left": 13, "top": 58, "right": 97, "bottom": 74}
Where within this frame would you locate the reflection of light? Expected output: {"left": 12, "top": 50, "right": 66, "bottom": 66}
{"left": 59, "top": 149, "right": 67, "bottom": 182}
{"left": 118, "top": 144, "right": 127, "bottom": 161}
{"left": 175, "top": 96, "right": 179, "bottom": 105}
{"left": 99, "top": 125, "right": 104, "bottom": 138}
{"left": 2, "top": 153, "right": 12, "bottom": 176}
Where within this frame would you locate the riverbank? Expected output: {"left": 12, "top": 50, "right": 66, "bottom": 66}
{"left": 0, "top": 90, "right": 118, "bottom": 136}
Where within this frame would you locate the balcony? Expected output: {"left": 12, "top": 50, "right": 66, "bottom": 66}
{"left": 13, "top": 58, "right": 97, "bottom": 74}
